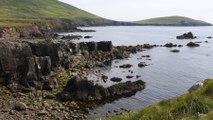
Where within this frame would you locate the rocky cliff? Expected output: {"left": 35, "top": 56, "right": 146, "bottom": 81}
{"left": 0, "top": 40, "right": 113, "bottom": 91}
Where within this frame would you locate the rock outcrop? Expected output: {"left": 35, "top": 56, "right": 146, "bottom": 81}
{"left": 164, "top": 43, "right": 177, "bottom": 47}
{"left": 176, "top": 32, "right": 196, "bottom": 39}
{"left": 58, "top": 77, "right": 145, "bottom": 101}
{"left": 0, "top": 40, "right": 113, "bottom": 91}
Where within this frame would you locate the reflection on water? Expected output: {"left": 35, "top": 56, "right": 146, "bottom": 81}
{"left": 61, "top": 26, "right": 213, "bottom": 118}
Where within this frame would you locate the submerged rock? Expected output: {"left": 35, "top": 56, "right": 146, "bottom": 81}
{"left": 126, "top": 75, "right": 134, "bottom": 79}
{"left": 176, "top": 32, "right": 196, "bottom": 39}
{"left": 138, "top": 62, "right": 147, "bottom": 67}
{"left": 58, "top": 77, "right": 145, "bottom": 101}
{"left": 110, "top": 77, "right": 123, "bottom": 82}
{"left": 170, "top": 49, "right": 180, "bottom": 53}
{"left": 84, "top": 36, "right": 93, "bottom": 39}
{"left": 119, "top": 64, "right": 133, "bottom": 68}
{"left": 142, "top": 55, "right": 151, "bottom": 58}
{"left": 186, "top": 42, "right": 200, "bottom": 47}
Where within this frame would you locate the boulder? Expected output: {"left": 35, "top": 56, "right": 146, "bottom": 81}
{"left": 126, "top": 75, "right": 134, "bottom": 79}
{"left": 170, "top": 49, "right": 180, "bottom": 53}
{"left": 101, "top": 75, "right": 108, "bottom": 82}
{"left": 138, "top": 62, "right": 147, "bottom": 67}
{"left": 14, "top": 102, "right": 27, "bottom": 111}
{"left": 142, "top": 55, "right": 151, "bottom": 58}
{"left": 84, "top": 36, "right": 93, "bottom": 39}
{"left": 119, "top": 64, "right": 133, "bottom": 68}
{"left": 58, "top": 77, "right": 109, "bottom": 101}
{"left": 176, "top": 32, "right": 196, "bottom": 39}
{"left": 188, "top": 81, "right": 204, "bottom": 93}
{"left": 42, "top": 77, "right": 58, "bottom": 91}
{"left": 164, "top": 43, "right": 177, "bottom": 47}
{"left": 186, "top": 42, "right": 200, "bottom": 47}
{"left": 110, "top": 77, "right": 123, "bottom": 82}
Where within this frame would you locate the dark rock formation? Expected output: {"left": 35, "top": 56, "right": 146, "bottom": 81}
{"left": 142, "top": 55, "right": 151, "bottom": 58}
{"left": 58, "top": 77, "right": 145, "bottom": 101}
{"left": 143, "top": 44, "right": 155, "bottom": 49}
{"left": 164, "top": 43, "right": 177, "bottom": 47}
{"left": 101, "top": 75, "right": 108, "bottom": 83}
{"left": 119, "top": 64, "right": 133, "bottom": 68}
{"left": 84, "top": 36, "right": 93, "bottom": 39}
{"left": 0, "top": 40, "right": 113, "bottom": 91}
{"left": 97, "top": 41, "right": 112, "bottom": 52}
{"left": 170, "top": 49, "right": 180, "bottom": 53}
{"left": 176, "top": 32, "right": 196, "bottom": 39}
{"left": 186, "top": 42, "right": 200, "bottom": 47}
{"left": 138, "top": 62, "right": 147, "bottom": 67}
{"left": 110, "top": 77, "right": 123, "bottom": 82}
{"left": 188, "top": 81, "right": 204, "bottom": 93}
{"left": 207, "top": 36, "right": 212, "bottom": 39}
{"left": 126, "top": 75, "right": 134, "bottom": 79}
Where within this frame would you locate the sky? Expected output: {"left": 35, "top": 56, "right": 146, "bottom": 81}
{"left": 59, "top": 0, "right": 213, "bottom": 23}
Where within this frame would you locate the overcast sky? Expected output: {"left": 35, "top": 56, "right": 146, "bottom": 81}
{"left": 59, "top": 0, "right": 213, "bottom": 23}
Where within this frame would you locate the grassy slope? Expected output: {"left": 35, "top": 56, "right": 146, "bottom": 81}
{"left": 135, "top": 16, "right": 211, "bottom": 25}
{"left": 0, "top": 0, "right": 111, "bottom": 26}
{"left": 108, "top": 79, "right": 213, "bottom": 120}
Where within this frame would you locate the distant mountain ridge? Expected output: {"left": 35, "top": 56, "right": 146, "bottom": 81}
{"left": 0, "top": 0, "right": 211, "bottom": 27}
{"left": 0, "top": 0, "right": 128, "bottom": 27}
{"left": 135, "top": 16, "right": 212, "bottom": 26}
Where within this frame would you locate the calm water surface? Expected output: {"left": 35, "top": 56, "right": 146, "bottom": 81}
{"left": 62, "top": 26, "right": 213, "bottom": 118}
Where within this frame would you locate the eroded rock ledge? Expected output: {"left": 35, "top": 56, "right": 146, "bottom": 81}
{"left": 58, "top": 77, "right": 145, "bottom": 101}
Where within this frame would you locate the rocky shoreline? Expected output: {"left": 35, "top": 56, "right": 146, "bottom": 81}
{"left": 0, "top": 31, "right": 210, "bottom": 119}
{"left": 0, "top": 38, "right": 153, "bottom": 119}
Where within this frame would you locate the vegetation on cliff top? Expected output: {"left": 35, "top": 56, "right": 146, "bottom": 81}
{"left": 108, "top": 79, "right": 213, "bottom": 120}
{"left": 0, "top": 0, "right": 112, "bottom": 27}
{"left": 135, "top": 16, "right": 212, "bottom": 26}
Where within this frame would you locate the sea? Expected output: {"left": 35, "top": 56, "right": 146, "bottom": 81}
{"left": 60, "top": 26, "right": 213, "bottom": 118}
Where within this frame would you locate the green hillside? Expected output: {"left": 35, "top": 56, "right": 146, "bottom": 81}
{"left": 135, "top": 16, "right": 212, "bottom": 26}
{"left": 0, "top": 0, "right": 112, "bottom": 26}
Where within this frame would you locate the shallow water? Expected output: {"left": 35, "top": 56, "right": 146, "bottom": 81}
{"left": 61, "top": 26, "right": 213, "bottom": 118}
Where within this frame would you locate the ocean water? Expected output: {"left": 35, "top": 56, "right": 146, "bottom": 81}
{"left": 61, "top": 26, "right": 213, "bottom": 118}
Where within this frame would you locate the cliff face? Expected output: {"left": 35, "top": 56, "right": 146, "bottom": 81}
{"left": 0, "top": 40, "right": 112, "bottom": 91}
{"left": 0, "top": 20, "right": 81, "bottom": 39}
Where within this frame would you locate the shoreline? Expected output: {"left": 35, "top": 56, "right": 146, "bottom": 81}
{"left": 0, "top": 38, "right": 155, "bottom": 119}
{"left": 0, "top": 28, "right": 212, "bottom": 119}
